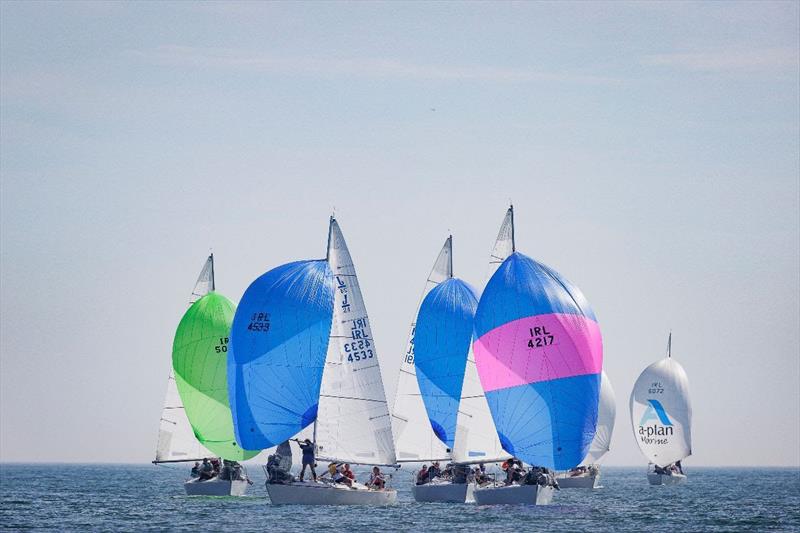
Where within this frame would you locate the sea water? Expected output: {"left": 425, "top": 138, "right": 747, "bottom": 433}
{"left": 1, "top": 464, "right": 798, "bottom": 531}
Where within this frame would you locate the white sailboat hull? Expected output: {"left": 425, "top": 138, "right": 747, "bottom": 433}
{"left": 184, "top": 478, "right": 249, "bottom": 496}
{"left": 472, "top": 483, "right": 555, "bottom": 505}
{"left": 555, "top": 472, "right": 599, "bottom": 489}
{"left": 647, "top": 472, "right": 687, "bottom": 485}
{"left": 266, "top": 481, "right": 397, "bottom": 506}
{"left": 411, "top": 482, "right": 473, "bottom": 503}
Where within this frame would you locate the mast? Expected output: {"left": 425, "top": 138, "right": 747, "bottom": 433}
{"left": 447, "top": 235, "right": 453, "bottom": 278}
{"left": 316, "top": 216, "right": 334, "bottom": 449}
{"left": 510, "top": 203, "right": 515, "bottom": 252}
{"left": 667, "top": 331, "right": 672, "bottom": 358}
{"left": 326, "top": 215, "right": 334, "bottom": 262}
{"left": 210, "top": 253, "right": 215, "bottom": 292}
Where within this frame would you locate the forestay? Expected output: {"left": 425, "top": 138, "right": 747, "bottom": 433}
{"left": 630, "top": 343, "right": 692, "bottom": 466}
{"left": 228, "top": 260, "right": 334, "bottom": 450}
{"left": 315, "top": 218, "right": 396, "bottom": 465}
{"left": 414, "top": 278, "right": 478, "bottom": 450}
{"left": 474, "top": 252, "right": 603, "bottom": 470}
{"left": 581, "top": 371, "right": 616, "bottom": 465}
{"left": 173, "top": 292, "right": 259, "bottom": 460}
{"left": 155, "top": 255, "right": 217, "bottom": 463}
{"left": 392, "top": 237, "right": 453, "bottom": 462}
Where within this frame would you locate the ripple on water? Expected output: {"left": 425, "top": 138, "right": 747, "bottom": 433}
{"left": 0, "top": 465, "right": 799, "bottom": 532}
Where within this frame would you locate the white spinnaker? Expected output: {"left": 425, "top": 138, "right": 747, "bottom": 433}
{"left": 486, "top": 206, "right": 514, "bottom": 281}
{"left": 316, "top": 218, "right": 397, "bottom": 465}
{"left": 155, "top": 255, "right": 216, "bottom": 462}
{"left": 392, "top": 237, "right": 453, "bottom": 462}
{"left": 630, "top": 358, "right": 692, "bottom": 466}
{"left": 451, "top": 349, "right": 510, "bottom": 464}
{"left": 581, "top": 370, "right": 616, "bottom": 465}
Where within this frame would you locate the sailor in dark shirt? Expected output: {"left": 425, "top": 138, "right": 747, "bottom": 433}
{"left": 293, "top": 438, "right": 317, "bottom": 482}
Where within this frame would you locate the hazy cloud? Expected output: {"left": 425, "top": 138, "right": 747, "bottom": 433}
{"left": 127, "top": 45, "right": 619, "bottom": 85}
{"left": 643, "top": 47, "right": 798, "bottom": 72}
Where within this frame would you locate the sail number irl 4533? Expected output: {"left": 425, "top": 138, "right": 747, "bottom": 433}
{"left": 528, "top": 326, "right": 555, "bottom": 348}
{"left": 345, "top": 317, "right": 373, "bottom": 363}
{"left": 247, "top": 312, "right": 271, "bottom": 333}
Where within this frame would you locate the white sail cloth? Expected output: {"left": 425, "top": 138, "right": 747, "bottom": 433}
{"left": 451, "top": 350, "right": 510, "bottom": 463}
{"left": 392, "top": 237, "right": 453, "bottom": 462}
{"left": 315, "top": 219, "right": 397, "bottom": 465}
{"left": 630, "top": 358, "right": 692, "bottom": 466}
{"left": 581, "top": 370, "right": 616, "bottom": 465}
{"left": 486, "top": 206, "right": 514, "bottom": 281}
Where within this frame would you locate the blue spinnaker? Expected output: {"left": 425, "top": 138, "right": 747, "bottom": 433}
{"left": 228, "top": 260, "right": 334, "bottom": 450}
{"left": 414, "top": 278, "right": 478, "bottom": 449}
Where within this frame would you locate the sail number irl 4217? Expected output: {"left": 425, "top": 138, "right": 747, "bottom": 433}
{"left": 528, "top": 326, "right": 555, "bottom": 348}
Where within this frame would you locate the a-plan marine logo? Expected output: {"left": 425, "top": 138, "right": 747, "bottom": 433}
{"left": 638, "top": 399, "right": 674, "bottom": 440}
{"left": 639, "top": 399, "right": 673, "bottom": 426}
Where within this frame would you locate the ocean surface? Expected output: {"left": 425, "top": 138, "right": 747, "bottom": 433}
{"left": 1, "top": 464, "right": 798, "bottom": 532}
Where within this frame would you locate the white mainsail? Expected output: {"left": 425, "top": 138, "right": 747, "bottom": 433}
{"left": 154, "top": 255, "right": 216, "bottom": 463}
{"left": 630, "top": 336, "right": 692, "bottom": 466}
{"left": 486, "top": 205, "right": 515, "bottom": 281}
{"left": 451, "top": 350, "right": 510, "bottom": 463}
{"left": 581, "top": 370, "right": 616, "bottom": 465}
{"left": 392, "top": 237, "right": 453, "bottom": 462}
{"left": 315, "top": 218, "right": 397, "bottom": 465}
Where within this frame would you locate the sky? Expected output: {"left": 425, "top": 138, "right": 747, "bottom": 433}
{"left": 1, "top": 1, "right": 798, "bottom": 466}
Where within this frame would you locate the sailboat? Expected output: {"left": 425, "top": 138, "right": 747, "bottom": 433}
{"left": 472, "top": 206, "right": 604, "bottom": 505}
{"left": 154, "top": 254, "right": 259, "bottom": 496}
{"left": 556, "top": 370, "right": 616, "bottom": 488}
{"left": 630, "top": 333, "right": 692, "bottom": 485}
{"left": 393, "top": 236, "right": 508, "bottom": 503}
{"left": 228, "top": 217, "right": 398, "bottom": 505}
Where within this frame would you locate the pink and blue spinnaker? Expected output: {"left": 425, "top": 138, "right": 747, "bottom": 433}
{"left": 473, "top": 252, "right": 602, "bottom": 470}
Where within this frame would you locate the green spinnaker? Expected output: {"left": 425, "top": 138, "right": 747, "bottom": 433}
{"left": 172, "top": 292, "right": 259, "bottom": 461}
